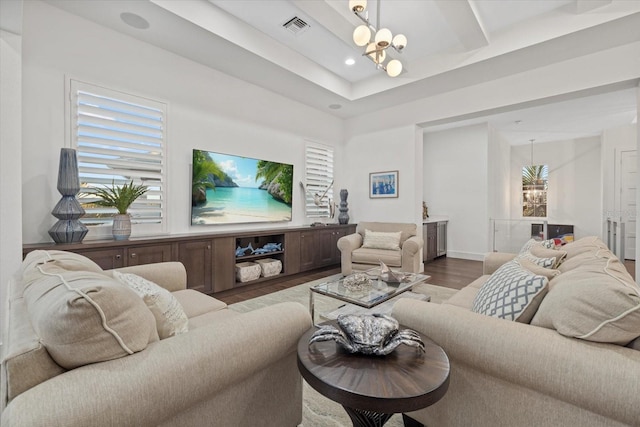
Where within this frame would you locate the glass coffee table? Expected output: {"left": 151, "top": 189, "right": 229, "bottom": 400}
{"left": 309, "top": 268, "right": 430, "bottom": 325}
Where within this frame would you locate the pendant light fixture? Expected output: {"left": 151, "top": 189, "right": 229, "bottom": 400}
{"left": 348, "top": 0, "right": 407, "bottom": 77}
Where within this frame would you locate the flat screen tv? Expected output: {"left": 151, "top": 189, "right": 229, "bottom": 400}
{"left": 191, "top": 149, "right": 293, "bottom": 225}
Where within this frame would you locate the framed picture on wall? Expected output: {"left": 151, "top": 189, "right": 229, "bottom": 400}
{"left": 369, "top": 170, "right": 399, "bottom": 198}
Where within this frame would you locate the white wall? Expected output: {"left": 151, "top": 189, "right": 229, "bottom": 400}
{"left": 424, "top": 123, "right": 490, "bottom": 260}
{"left": 1, "top": 18, "right": 23, "bottom": 352}
{"left": 20, "top": 1, "right": 344, "bottom": 244}
{"left": 342, "top": 125, "right": 421, "bottom": 226}
{"left": 488, "top": 126, "right": 511, "bottom": 220}
{"left": 510, "top": 137, "right": 603, "bottom": 239}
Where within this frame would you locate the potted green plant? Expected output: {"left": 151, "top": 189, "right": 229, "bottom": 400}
{"left": 93, "top": 180, "right": 148, "bottom": 240}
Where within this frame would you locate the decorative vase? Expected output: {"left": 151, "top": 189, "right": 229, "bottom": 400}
{"left": 112, "top": 214, "right": 132, "bottom": 240}
{"left": 48, "top": 148, "right": 89, "bottom": 243}
{"left": 338, "top": 189, "right": 349, "bottom": 224}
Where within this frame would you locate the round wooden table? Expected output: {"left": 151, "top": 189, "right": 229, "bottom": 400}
{"left": 297, "top": 321, "right": 450, "bottom": 427}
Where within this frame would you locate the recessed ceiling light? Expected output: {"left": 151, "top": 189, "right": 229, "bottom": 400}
{"left": 329, "top": 104, "right": 342, "bottom": 110}
{"left": 345, "top": 58, "right": 356, "bottom": 66}
{"left": 120, "top": 12, "right": 150, "bottom": 30}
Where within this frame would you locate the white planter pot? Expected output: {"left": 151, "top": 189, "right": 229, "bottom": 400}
{"left": 112, "top": 213, "right": 132, "bottom": 241}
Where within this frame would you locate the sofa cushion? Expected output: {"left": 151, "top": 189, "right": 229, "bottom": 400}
{"left": 561, "top": 236, "right": 608, "bottom": 258}
{"left": 530, "top": 255, "right": 640, "bottom": 345}
{"left": 530, "top": 245, "right": 567, "bottom": 266}
{"left": 113, "top": 271, "right": 189, "bottom": 339}
{"left": 517, "top": 251, "right": 558, "bottom": 268}
{"left": 22, "top": 262, "right": 158, "bottom": 369}
{"left": 22, "top": 249, "right": 104, "bottom": 276}
{"left": 172, "top": 289, "right": 227, "bottom": 318}
{"left": 362, "top": 229, "right": 402, "bottom": 250}
{"left": 518, "top": 258, "right": 561, "bottom": 280}
{"left": 3, "top": 294, "right": 67, "bottom": 401}
{"left": 352, "top": 247, "right": 402, "bottom": 267}
{"left": 472, "top": 260, "right": 549, "bottom": 323}
{"left": 443, "top": 276, "right": 488, "bottom": 309}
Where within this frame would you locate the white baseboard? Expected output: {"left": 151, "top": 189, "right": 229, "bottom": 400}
{"left": 446, "top": 251, "right": 485, "bottom": 261}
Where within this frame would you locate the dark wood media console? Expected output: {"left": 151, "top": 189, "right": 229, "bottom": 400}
{"left": 23, "top": 224, "right": 356, "bottom": 296}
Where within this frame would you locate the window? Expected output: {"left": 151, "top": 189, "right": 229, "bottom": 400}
{"left": 522, "top": 165, "right": 548, "bottom": 217}
{"left": 70, "top": 80, "right": 166, "bottom": 236}
{"left": 304, "top": 143, "right": 334, "bottom": 218}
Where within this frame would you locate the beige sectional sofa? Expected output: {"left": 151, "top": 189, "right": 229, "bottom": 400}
{"left": 394, "top": 236, "right": 640, "bottom": 427}
{"left": 1, "top": 250, "right": 312, "bottom": 427}
{"left": 337, "top": 221, "right": 423, "bottom": 275}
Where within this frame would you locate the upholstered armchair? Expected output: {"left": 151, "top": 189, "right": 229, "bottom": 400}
{"left": 337, "top": 222, "right": 424, "bottom": 276}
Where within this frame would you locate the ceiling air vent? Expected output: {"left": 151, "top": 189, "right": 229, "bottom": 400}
{"left": 282, "top": 16, "right": 310, "bottom": 35}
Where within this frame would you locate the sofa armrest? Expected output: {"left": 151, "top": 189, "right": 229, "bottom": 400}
{"left": 392, "top": 300, "right": 640, "bottom": 426}
{"left": 1, "top": 302, "right": 312, "bottom": 427}
{"left": 401, "top": 235, "right": 423, "bottom": 273}
{"left": 483, "top": 252, "right": 516, "bottom": 275}
{"left": 337, "top": 233, "right": 363, "bottom": 275}
{"left": 110, "top": 262, "right": 187, "bottom": 292}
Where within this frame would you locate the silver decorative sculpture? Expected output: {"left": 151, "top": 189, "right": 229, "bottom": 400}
{"left": 309, "top": 314, "right": 425, "bottom": 356}
{"left": 48, "top": 148, "right": 88, "bottom": 243}
{"left": 378, "top": 260, "right": 406, "bottom": 283}
{"left": 342, "top": 273, "right": 372, "bottom": 292}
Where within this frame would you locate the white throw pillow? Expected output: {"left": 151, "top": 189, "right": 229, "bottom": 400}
{"left": 472, "top": 259, "right": 549, "bottom": 323}
{"left": 113, "top": 271, "right": 189, "bottom": 339}
{"left": 362, "top": 230, "right": 402, "bottom": 250}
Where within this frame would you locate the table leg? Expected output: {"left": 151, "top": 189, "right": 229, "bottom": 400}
{"left": 343, "top": 406, "right": 393, "bottom": 427}
{"left": 309, "top": 291, "right": 315, "bottom": 326}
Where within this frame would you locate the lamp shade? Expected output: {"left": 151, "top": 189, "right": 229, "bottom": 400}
{"left": 353, "top": 25, "right": 371, "bottom": 47}
{"left": 366, "top": 43, "right": 385, "bottom": 64}
{"left": 386, "top": 59, "right": 402, "bottom": 77}
{"left": 349, "top": 0, "right": 367, "bottom": 12}
{"left": 392, "top": 34, "right": 407, "bottom": 50}
{"left": 375, "top": 28, "right": 392, "bottom": 47}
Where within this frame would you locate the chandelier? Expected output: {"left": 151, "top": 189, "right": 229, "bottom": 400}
{"left": 348, "top": 0, "right": 406, "bottom": 77}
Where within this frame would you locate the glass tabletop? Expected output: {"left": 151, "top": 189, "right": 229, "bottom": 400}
{"left": 311, "top": 268, "right": 429, "bottom": 309}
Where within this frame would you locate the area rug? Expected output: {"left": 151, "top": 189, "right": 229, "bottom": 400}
{"left": 229, "top": 275, "right": 457, "bottom": 427}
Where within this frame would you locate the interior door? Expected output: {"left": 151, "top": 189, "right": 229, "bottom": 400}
{"left": 620, "top": 150, "right": 636, "bottom": 260}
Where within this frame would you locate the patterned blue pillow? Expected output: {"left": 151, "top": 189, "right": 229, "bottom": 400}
{"left": 473, "top": 260, "right": 549, "bottom": 323}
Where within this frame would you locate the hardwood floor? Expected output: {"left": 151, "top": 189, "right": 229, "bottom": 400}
{"left": 423, "top": 257, "right": 483, "bottom": 290}
{"left": 216, "top": 257, "right": 636, "bottom": 305}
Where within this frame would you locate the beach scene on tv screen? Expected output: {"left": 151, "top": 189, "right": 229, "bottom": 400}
{"left": 191, "top": 149, "right": 293, "bottom": 225}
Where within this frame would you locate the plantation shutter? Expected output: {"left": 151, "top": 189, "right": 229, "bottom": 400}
{"left": 70, "top": 80, "right": 166, "bottom": 235}
{"left": 305, "top": 144, "right": 334, "bottom": 217}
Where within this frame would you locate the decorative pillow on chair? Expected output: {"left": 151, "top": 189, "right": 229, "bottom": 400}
{"left": 113, "top": 271, "right": 189, "bottom": 339}
{"left": 362, "top": 230, "right": 402, "bottom": 250}
{"left": 472, "top": 260, "right": 549, "bottom": 323}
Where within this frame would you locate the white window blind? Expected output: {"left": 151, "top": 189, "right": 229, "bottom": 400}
{"left": 305, "top": 144, "right": 334, "bottom": 217}
{"left": 70, "top": 80, "right": 166, "bottom": 235}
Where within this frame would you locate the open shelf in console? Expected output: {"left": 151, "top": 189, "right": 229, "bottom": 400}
{"left": 234, "top": 233, "right": 285, "bottom": 285}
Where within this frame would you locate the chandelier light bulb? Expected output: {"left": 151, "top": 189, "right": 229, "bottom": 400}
{"left": 349, "top": 0, "right": 367, "bottom": 13}
{"left": 392, "top": 34, "right": 407, "bottom": 50}
{"left": 366, "top": 43, "right": 385, "bottom": 64}
{"left": 352, "top": 25, "right": 371, "bottom": 47}
{"left": 386, "top": 59, "right": 402, "bottom": 77}
{"left": 375, "top": 28, "right": 392, "bottom": 48}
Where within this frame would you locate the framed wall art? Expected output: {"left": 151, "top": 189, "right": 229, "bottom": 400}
{"left": 369, "top": 170, "right": 398, "bottom": 198}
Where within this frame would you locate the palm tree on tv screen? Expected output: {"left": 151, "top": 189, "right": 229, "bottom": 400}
{"left": 192, "top": 150, "right": 223, "bottom": 206}
{"left": 256, "top": 160, "right": 293, "bottom": 204}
